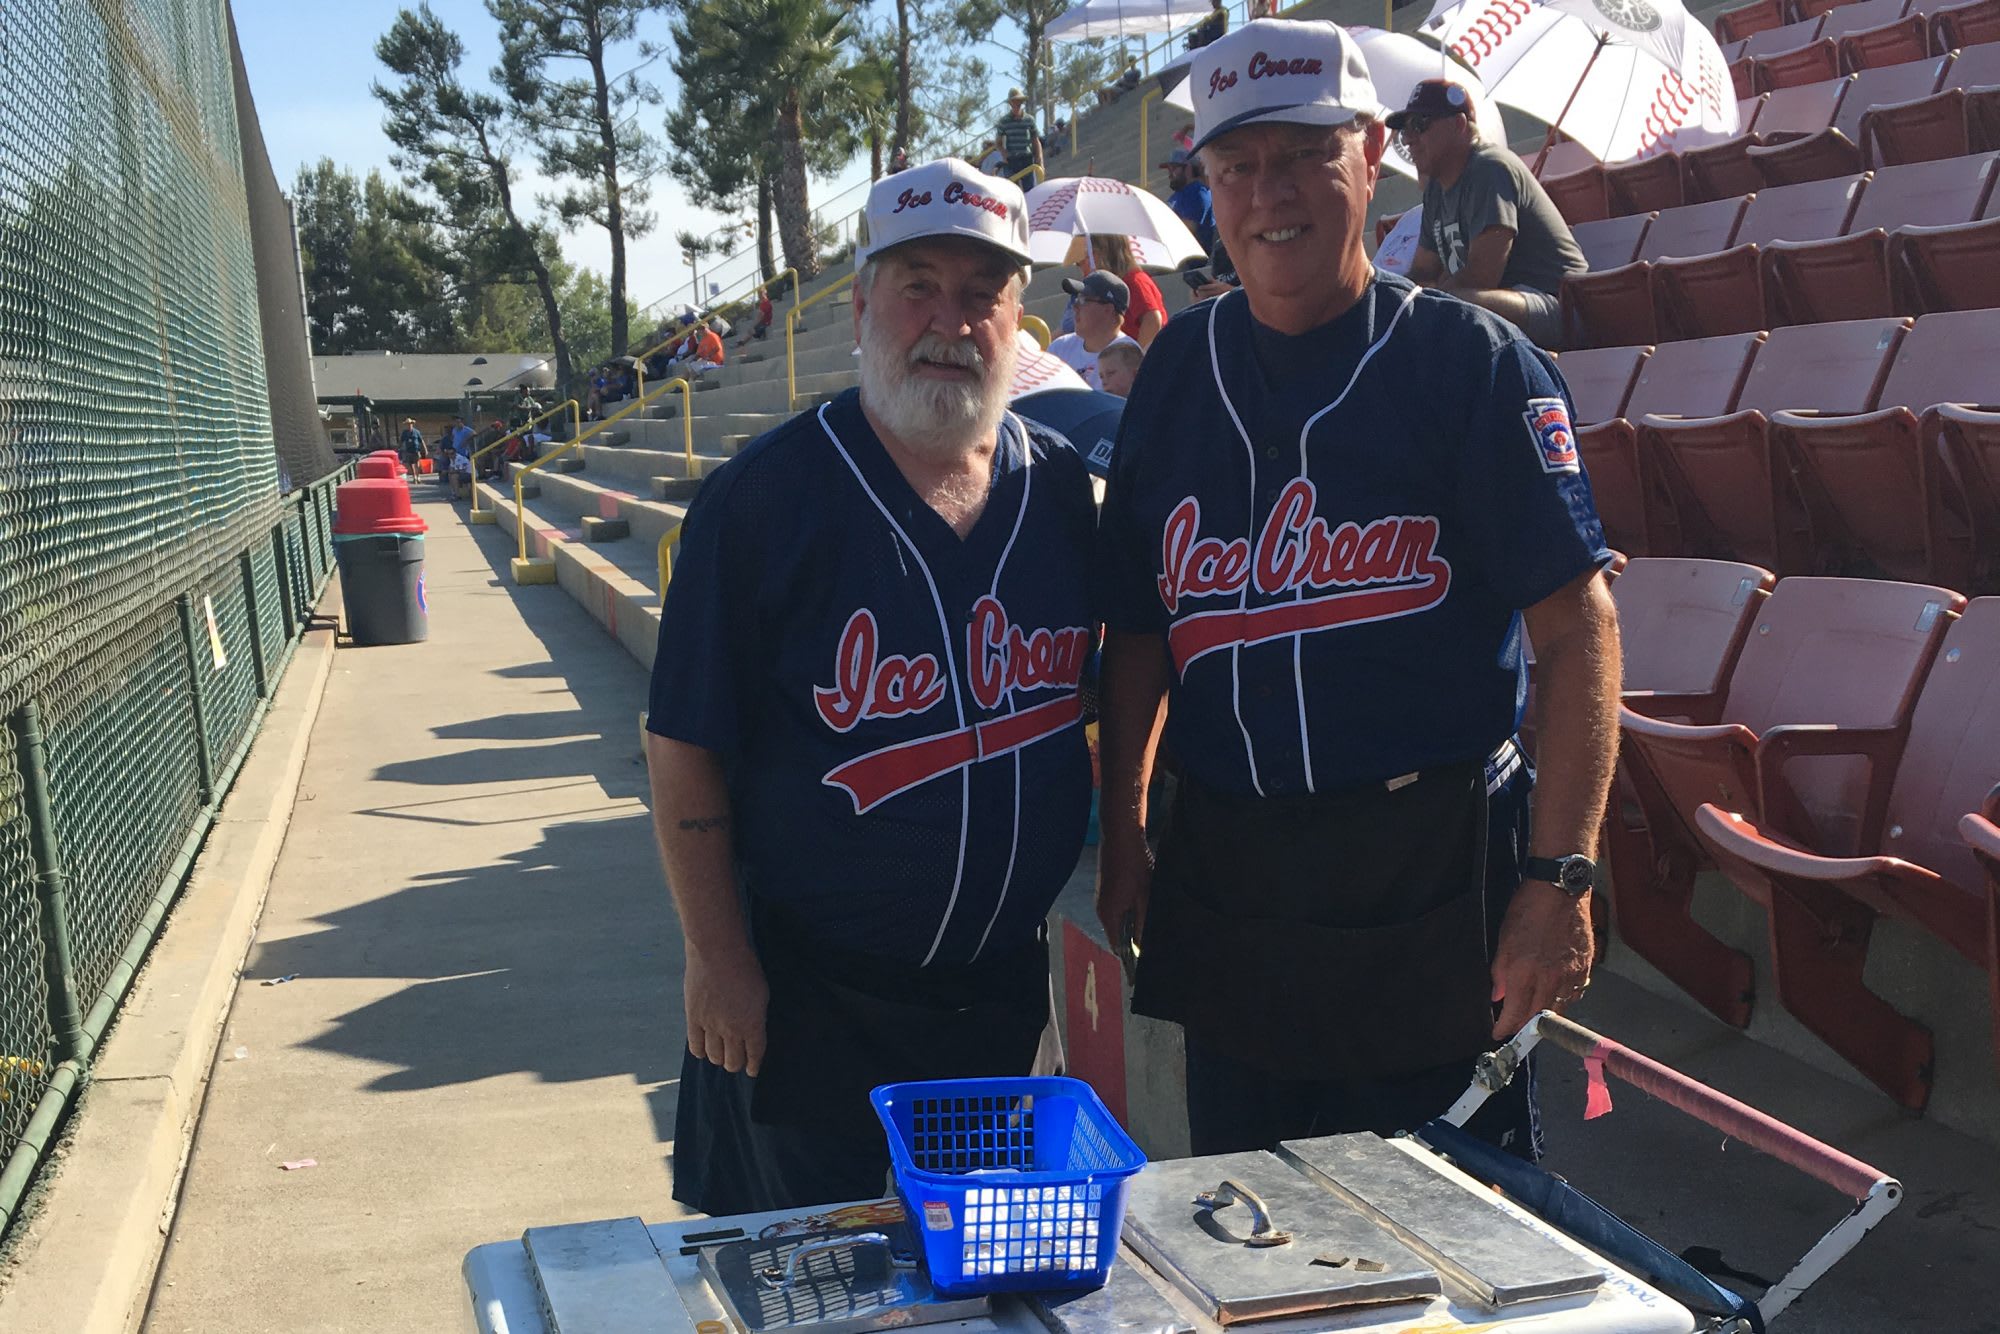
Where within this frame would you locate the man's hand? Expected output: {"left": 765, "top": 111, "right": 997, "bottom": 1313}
{"left": 684, "top": 942, "right": 770, "bottom": 1076}
{"left": 1095, "top": 832, "right": 1155, "bottom": 980}
{"left": 1489, "top": 881, "right": 1593, "bottom": 1038}
{"left": 1193, "top": 280, "right": 1234, "bottom": 301}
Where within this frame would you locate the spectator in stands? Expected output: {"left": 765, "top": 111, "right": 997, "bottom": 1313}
{"left": 1392, "top": 80, "right": 1587, "bottom": 348}
{"left": 1099, "top": 20, "right": 1616, "bottom": 1161}
{"left": 1087, "top": 234, "right": 1168, "bottom": 348}
{"left": 398, "top": 418, "right": 423, "bottom": 468}
{"left": 1174, "top": 122, "right": 1196, "bottom": 153}
{"left": 1250, "top": 0, "right": 1275, "bottom": 16}
{"left": 1047, "top": 119, "right": 1071, "bottom": 158}
{"left": 1161, "top": 148, "right": 1217, "bottom": 255}
{"left": 446, "top": 417, "right": 474, "bottom": 498}
{"left": 686, "top": 319, "right": 727, "bottom": 375}
{"left": 890, "top": 144, "right": 911, "bottom": 174}
{"left": 1095, "top": 339, "right": 1143, "bottom": 399}
{"left": 1188, "top": 0, "right": 1228, "bottom": 49}
{"left": 997, "top": 90, "right": 1043, "bottom": 182}
{"left": 475, "top": 419, "right": 508, "bottom": 479}
{"left": 1102, "top": 63, "right": 1141, "bottom": 106}
{"left": 738, "top": 289, "right": 775, "bottom": 348}
{"left": 1050, "top": 272, "right": 1142, "bottom": 390}
{"left": 645, "top": 158, "right": 1093, "bottom": 1215}
{"left": 979, "top": 139, "right": 1007, "bottom": 177}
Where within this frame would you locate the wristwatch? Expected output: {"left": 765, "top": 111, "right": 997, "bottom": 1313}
{"left": 1523, "top": 854, "right": 1599, "bottom": 897}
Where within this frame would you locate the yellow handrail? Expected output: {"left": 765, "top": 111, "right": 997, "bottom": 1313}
{"left": 1138, "top": 86, "right": 1162, "bottom": 186}
{"left": 786, "top": 272, "right": 858, "bottom": 410}
{"left": 657, "top": 521, "right": 683, "bottom": 599}
{"left": 512, "top": 377, "right": 693, "bottom": 566}
{"left": 1009, "top": 162, "right": 1046, "bottom": 187}
{"left": 469, "top": 399, "right": 582, "bottom": 518}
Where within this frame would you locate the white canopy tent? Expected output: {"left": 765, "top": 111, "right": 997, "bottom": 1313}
{"left": 1046, "top": 0, "right": 1218, "bottom": 41}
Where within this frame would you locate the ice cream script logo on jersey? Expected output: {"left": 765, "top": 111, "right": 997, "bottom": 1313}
{"left": 1156, "top": 477, "right": 1452, "bottom": 673}
{"left": 814, "top": 603, "right": 1089, "bottom": 813}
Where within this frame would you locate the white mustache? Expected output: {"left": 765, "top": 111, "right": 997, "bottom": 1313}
{"left": 908, "top": 336, "right": 984, "bottom": 372}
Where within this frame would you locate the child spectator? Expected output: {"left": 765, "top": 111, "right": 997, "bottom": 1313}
{"left": 1096, "top": 340, "right": 1143, "bottom": 398}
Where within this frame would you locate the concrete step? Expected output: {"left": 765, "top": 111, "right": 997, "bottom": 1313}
{"left": 579, "top": 442, "right": 731, "bottom": 487}
{"left": 478, "top": 482, "right": 668, "bottom": 671}
{"left": 492, "top": 464, "right": 690, "bottom": 554}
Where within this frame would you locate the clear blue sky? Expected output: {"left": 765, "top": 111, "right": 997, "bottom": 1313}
{"left": 233, "top": 0, "right": 883, "bottom": 319}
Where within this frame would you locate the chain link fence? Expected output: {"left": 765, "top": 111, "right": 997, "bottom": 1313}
{"left": 0, "top": 0, "right": 348, "bottom": 1237}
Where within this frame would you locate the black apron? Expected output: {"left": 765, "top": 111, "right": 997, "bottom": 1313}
{"left": 747, "top": 900, "right": 1051, "bottom": 1138}
{"left": 1131, "top": 757, "right": 1499, "bottom": 1082}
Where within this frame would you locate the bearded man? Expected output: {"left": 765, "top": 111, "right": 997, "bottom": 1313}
{"left": 644, "top": 159, "right": 1099, "bottom": 1215}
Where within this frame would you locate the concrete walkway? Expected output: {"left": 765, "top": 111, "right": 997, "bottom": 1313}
{"left": 143, "top": 488, "right": 688, "bottom": 1332}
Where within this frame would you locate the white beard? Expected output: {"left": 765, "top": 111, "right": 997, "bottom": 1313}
{"left": 857, "top": 306, "right": 1018, "bottom": 461}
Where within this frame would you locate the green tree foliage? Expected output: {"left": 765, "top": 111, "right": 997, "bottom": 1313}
{"left": 664, "top": 0, "right": 859, "bottom": 283}
{"left": 294, "top": 160, "right": 455, "bottom": 353}
{"left": 459, "top": 255, "right": 632, "bottom": 371}
{"left": 489, "top": 0, "right": 667, "bottom": 357}
{"left": 373, "top": 3, "right": 576, "bottom": 387}
{"left": 952, "top": 0, "right": 1069, "bottom": 123}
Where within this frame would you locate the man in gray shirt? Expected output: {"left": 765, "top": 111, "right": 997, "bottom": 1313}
{"left": 1391, "top": 80, "right": 1587, "bottom": 348}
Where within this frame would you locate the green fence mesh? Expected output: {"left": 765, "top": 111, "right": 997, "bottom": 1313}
{"left": 0, "top": 0, "right": 347, "bottom": 1229}
{"left": 0, "top": 745, "right": 55, "bottom": 1157}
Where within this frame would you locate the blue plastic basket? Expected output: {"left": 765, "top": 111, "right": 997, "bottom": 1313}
{"left": 870, "top": 1076, "right": 1146, "bottom": 1297}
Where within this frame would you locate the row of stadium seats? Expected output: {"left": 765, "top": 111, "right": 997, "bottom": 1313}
{"left": 1540, "top": 46, "right": 2000, "bottom": 223}
{"left": 1722, "top": 0, "right": 2000, "bottom": 99}
{"left": 1561, "top": 150, "right": 2000, "bottom": 344}
{"left": 1553, "top": 310, "right": 2000, "bottom": 585}
{"left": 1592, "top": 559, "right": 2000, "bottom": 1110}
{"left": 1717, "top": 0, "right": 1999, "bottom": 46}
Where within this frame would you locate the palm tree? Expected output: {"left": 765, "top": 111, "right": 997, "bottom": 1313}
{"left": 759, "top": 0, "right": 856, "bottom": 280}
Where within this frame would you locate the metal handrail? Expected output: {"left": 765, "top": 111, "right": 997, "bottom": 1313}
{"left": 512, "top": 376, "right": 693, "bottom": 567}
{"left": 657, "top": 521, "right": 683, "bottom": 599}
{"left": 468, "top": 400, "right": 582, "bottom": 519}
{"left": 785, "top": 272, "right": 858, "bottom": 410}
{"left": 1137, "top": 86, "right": 1162, "bottom": 185}
{"left": 1009, "top": 162, "right": 1047, "bottom": 187}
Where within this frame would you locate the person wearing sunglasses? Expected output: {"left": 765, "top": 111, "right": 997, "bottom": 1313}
{"left": 1390, "top": 79, "right": 1586, "bottom": 349}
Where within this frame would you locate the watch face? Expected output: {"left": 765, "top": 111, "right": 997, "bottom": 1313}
{"left": 1560, "top": 858, "right": 1594, "bottom": 893}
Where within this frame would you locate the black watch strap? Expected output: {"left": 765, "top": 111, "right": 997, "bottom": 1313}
{"left": 1523, "top": 854, "right": 1597, "bottom": 896}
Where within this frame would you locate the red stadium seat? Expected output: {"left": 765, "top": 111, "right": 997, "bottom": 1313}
{"left": 1537, "top": 141, "right": 1611, "bottom": 224}
{"left": 1653, "top": 173, "right": 1869, "bottom": 337}
{"left": 1862, "top": 43, "right": 2000, "bottom": 165}
{"left": 1695, "top": 598, "right": 2000, "bottom": 1108}
{"left": 1750, "top": 54, "right": 1952, "bottom": 182}
{"left": 1717, "top": 0, "right": 1789, "bottom": 45}
{"left": 1961, "top": 794, "right": 2000, "bottom": 1065}
{"left": 1758, "top": 37, "right": 1847, "bottom": 89}
{"left": 1932, "top": 0, "right": 2000, "bottom": 46}
{"left": 1607, "top": 98, "right": 1769, "bottom": 213}
{"left": 1599, "top": 557, "right": 1776, "bottom": 992}
{"left": 1576, "top": 333, "right": 1765, "bottom": 553}
{"left": 1888, "top": 151, "right": 2000, "bottom": 312}
{"left": 1814, "top": 0, "right": 1930, "bottom": 73}
{"left": 1685, "top": 77, "right": 1856, "bottom": 200}
{"left": 1740, "top": 14, "right": 1830, "bottom": 58}
{"left": 1556, "top": 344, "right": 1652, "bottom": 425}
{"left": 1762, "top": 151, "right": 1997, "bottom": 322}
{"left": 1569, "top": 212, "right": 1656, "bottom": 270}
{"left": 1796, "top": 0, "right": 1862, "bottom": 20}
{"left": 1773, "top": 307, "right": 2000, "bottom": 583}
{"left": 1641, "top": 317, "right": 1910, "bottom": 570}
{"left": 1617, "top": 576, "right": 1965, "bottom": 1024}
{"left": 1562, "top": 197, "right": 1753, "bottom": 347}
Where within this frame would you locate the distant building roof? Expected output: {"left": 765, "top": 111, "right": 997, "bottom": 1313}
{"left": 312, "top": 351, "right": 556, "bottom": 406}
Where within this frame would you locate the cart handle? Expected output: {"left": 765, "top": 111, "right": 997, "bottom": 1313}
{"left": 1442, "top": 1010, "right": 1901, "bottom": 1325}
{"left": 1194, "top": 1179, "right": 1294, "bottom": 1247}
{"left": 758, "top": 1233, "right": 915, "bottom": 1291}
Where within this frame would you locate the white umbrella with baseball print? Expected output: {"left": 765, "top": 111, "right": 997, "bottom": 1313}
{"left": 1022, "top": 176, "right": 1207, "bottom": 269}
{"left": 1163, "top": 27, "right": 1510, "bottom": 180}
{"left": 1419, "top": 0, "right": 1738, "bottom": 167}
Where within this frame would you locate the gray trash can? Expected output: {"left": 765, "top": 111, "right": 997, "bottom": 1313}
{"left": 333, "top": 478, "right": 430, "bottom": 645}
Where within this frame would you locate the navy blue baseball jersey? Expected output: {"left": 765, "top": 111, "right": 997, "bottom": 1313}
{"left": 1098, "top": 273, "right": 1610, "bottom": 798}
{"left": 648, "top": 389, "right": 1097, "bottom": 966}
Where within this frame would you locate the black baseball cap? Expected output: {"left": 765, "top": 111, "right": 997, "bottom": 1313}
{"left": 1385, "top": 79, "right": 1475, "bottom": 131}
{"left": 1062, "top": 271, "right": 1130, "bottom": 313}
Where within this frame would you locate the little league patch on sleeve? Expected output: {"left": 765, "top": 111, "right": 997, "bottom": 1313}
{"left": 1524, "top": 398, "right": 1579, "bottom": 474}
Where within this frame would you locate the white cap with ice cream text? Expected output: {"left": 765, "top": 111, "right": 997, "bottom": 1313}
{"left": 1187, "top": 19, "right": 1382, "bottom": 156}
{"left": 854, "top": 158, "right": 1034, "bottom": 269}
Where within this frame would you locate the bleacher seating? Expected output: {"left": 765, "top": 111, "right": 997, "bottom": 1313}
{"left": 1651, "top": 172, "right": 1868, "bottom": 336}
{"left": 1613, "top": 575, "right": 1966, "bottom": 1022}
{"left": 1563, "top": 197, "right": 1753, "bottom": 345}
{"left": 1643, "top": 316, "right": 1910, "bottom": 570}
{"left": 1863, "top": 41, "right": 2000, "bottom": 165}
{"left": 1693, "top": 597, "right": 2000, "bottom": 1109}
{"left": 1751, "top": 53, "right": 1950, "bottom": 179}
